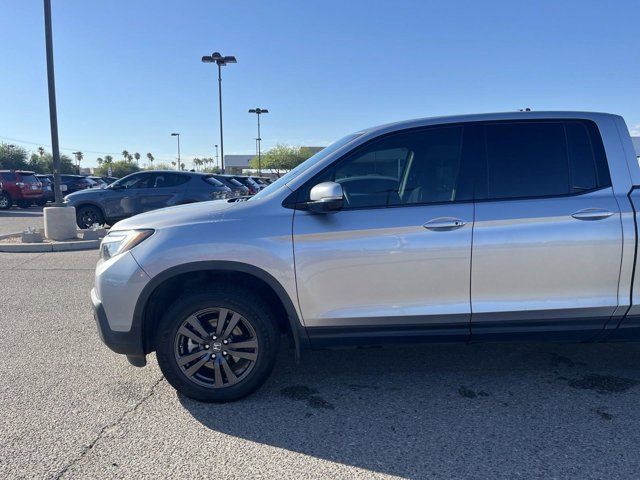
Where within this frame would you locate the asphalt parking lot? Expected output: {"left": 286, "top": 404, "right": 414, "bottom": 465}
{"left": 3, "top": 250, "right": 640, "bottom": 479}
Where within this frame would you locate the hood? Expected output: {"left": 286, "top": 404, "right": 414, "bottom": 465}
{"left": 111, "top": 199, "right": 239, "bottom": 230}
{"left": 65, "top": 188, "right": 103, "bottom": 200}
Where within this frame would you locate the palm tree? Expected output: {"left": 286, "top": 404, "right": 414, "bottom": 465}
{"left": 134, "top": 152, "right": 141, "bottom": 166}
{"left": 171, "top": 161, "right": 177, "bottom": 169}
{"left": 104, "top": 155, "right": 113, "bottom": 164}
{"left": 122, "top": 150, "right": 129, "bottom": 162}
{"left": 38, "top": 146, "right": 45, "bottom": 158}
{"left": 146, "top": 152, "right": 154, "bottom": 168}
{"left": 73, "top": 151, "right": 84, "bottom": 174}
{"left": 193, "top": 158, "right": 202, "bottom": 171}
{"left": 97, "top": 157, "right": 104, "bottom": 166}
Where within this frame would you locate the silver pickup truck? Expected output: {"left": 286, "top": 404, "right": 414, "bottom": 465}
{"left": 91, "top": 111, "right": 640, "bottom": 402}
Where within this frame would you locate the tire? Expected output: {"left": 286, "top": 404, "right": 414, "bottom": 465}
{"left": 76, "top": 205, "right": 104, "bottom": 229}
{"left": 0, "top": 192, "right": 11, "bottom": 210}
{"left": 17, "top": 200, "right": 32, "bottom": 209}
{"left": 35, "top": 199, "right": 47, "bottom": 206}
{"left": 155, "top": 285, "right": 280, "bottom": 402}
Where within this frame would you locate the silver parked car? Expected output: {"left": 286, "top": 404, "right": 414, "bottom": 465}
{"left": 92, "top": 111, "right": 640, "bottom": 402}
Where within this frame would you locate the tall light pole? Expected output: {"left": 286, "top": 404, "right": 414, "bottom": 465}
{"left": 44, "top": 0, "right": 63, "bottom": 205}
{"left": 248, "top": 108, "right": 268, "bottom": 175}
{"left": 201, "top": 52, "right": 236, "bottom": 174}
{"left": 171, "top": 133, "right": 180, "bottom": 170}
{"left": 214, "top": 144, "right": 219, "bottom": 171}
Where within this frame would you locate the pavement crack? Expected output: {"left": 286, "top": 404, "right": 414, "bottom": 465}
{"left": 53, "top": 376, "right": 164, "bottom": 479}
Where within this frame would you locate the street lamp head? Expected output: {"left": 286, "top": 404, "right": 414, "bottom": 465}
{"left": 249, "top": 108, "right": 269, "bottom": 114}
{"left": 202, "top": 52, "right": 237, "bottom": 66}
{"left": 171, "top": 133, "right": 179, "bottom": 136}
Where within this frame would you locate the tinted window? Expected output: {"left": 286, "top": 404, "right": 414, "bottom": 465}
{"left": 0, "top": 172, "right": 17, "bottom": 181}
{"left": 203, "top": 176, "right": 224, "bottom": 187}
{"left": 20, "top": 174, "right": 38, "bottom": 184}
{"left": 147, "top": 173, "right": 188, "bottom": 188}
{"left": 226, "top": 178, "right": 244, "bottom": 187}
{"left": 314, "top": 126, "right": 465, "bottom": 208}
{"left": 485, "top": 123, "right": 569, "bottom": 199}
{"left": 112, "top": 173, "right": 148, "bottom": 189}
{"left": 483, "top": 121, "right": 610, "bottom": 200}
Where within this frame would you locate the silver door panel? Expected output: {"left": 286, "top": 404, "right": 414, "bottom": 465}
{"left": 293, "top": 204, "right": 473, "bottom": 328}
{"left": 471, "top": 188, "right": 622, "bottom": 325}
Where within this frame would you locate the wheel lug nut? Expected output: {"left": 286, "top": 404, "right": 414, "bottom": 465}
{"left": 223, "top": 339, "right": 228, "bottom": 344}
{"left": 223, "top": 351, "right": 227, "bottom": 356}
{"left": 212, "top": 336, "right": 217, "bottom": 340}
{"left": 211, "top": 353, "right": 216, "bottom": 359}
{"left": 204, "top": 344, "right": 210, "bottom": 349}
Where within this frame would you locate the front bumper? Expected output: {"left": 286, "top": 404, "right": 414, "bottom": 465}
{"left": 91, "top": 288, "right": 146, "bottom": 366}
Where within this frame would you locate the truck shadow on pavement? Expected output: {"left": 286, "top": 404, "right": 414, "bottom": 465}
{"left": 180, "top": 341, "right": 640, "bottom": 478}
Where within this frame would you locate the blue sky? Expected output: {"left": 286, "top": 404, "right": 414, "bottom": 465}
{"left": 1, "top": 0, "right": 639, "bottom": 167}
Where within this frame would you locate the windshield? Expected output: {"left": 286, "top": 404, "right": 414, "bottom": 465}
{"left": 250, "top": 132, "right": 363, "bottom": 201}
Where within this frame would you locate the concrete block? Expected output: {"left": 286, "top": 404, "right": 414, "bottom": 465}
{"left": 82, "top": 227, "right": 107, "bottom": 240}
{"left": 44, "top": 206, "right": 77, "bottom": 241}
{"left": 22, "top": 230, "right": 43, "bottom": 243}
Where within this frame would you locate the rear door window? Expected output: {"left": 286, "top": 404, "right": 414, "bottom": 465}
{"left": 1, "top": 172, "right": 17, "bottom": 181}
{"left": 482, "top": 120, "right": 611, "bottom": 200}
{"left": 147, "top": 173, "right": 189, "bottom": 188}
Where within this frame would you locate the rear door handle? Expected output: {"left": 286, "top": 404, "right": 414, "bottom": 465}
{"left": 423, "top": 217, "right": 467, "bottom": 231}
{"left": 571, "top": 208, "right": 614, "bottom": 221}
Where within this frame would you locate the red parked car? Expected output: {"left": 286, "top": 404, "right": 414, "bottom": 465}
{"left": 0, "top": 170, "right": 44, "bottom": 209}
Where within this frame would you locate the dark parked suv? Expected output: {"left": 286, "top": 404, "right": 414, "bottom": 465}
{"left": 60, "top": 175, "right": 96, "bottom": 194}
{"left": 230, "top": 176, "right": 262, "bottom": 195}
{"left": 65, "top": 170, "right": 232, "bottom": 228}
{"left": 212, "top": 175, "right": 250, "bottom": 197}
{"left": 0, "top": 170, "right": 43, "bottom": 209}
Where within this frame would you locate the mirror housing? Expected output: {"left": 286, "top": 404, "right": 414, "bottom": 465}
{"left": 306, "top": 181, "right": 344, "bottom": 213}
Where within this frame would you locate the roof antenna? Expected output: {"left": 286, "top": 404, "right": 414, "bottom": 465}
{"left": 519, "top": 107, "right": 532, "bottom": 112}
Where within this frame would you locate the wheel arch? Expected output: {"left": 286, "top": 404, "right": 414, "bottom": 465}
{"left": 75, "top": 201, "right": 107, "bottom": 219}
{"left": 134, "top": 261, "right": 308, "bottom": 360}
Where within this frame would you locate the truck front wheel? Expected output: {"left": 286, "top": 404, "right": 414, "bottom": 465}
{"left": 155, "top": 285, "right": 280, "bottom": 402}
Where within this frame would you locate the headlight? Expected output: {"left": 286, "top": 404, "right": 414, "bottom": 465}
{"left": 100, "top": 229, "right": 154, "bottom": 261}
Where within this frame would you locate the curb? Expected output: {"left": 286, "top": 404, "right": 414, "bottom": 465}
{"left": 0, "top": 231, "right": 102, "bottom": 253}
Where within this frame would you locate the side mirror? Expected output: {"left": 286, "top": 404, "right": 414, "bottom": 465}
{"left": 307, "top": 181, "right": 344, "bottom": 213}
{"left": 110, "top": 184, "right": 124, "bottom": 190}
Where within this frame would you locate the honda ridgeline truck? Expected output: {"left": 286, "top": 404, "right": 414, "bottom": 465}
{"left": 92, "top": 111, "right": 640, "bottom": 402}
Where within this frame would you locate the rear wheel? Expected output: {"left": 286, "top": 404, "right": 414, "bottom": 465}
{"left": 0, "top": 192, "right": 11, "bottom": 210}
{"left": 155, "top": 286, "right": 280, "bottom": 402}
{"left": 35, "top": 198, "right": 48, "bottom": 206}
{"left": 17, "top": 200, "right": 32, "bottom": 209}
{"left": 76, "top": 205, "right": 104, "bottom": 229}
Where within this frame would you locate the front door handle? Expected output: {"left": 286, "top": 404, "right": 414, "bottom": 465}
{"left": 423, "top": 217, "right": 467, "bottom": 231}
{"left": 571, "top": 208, "right": 614, "bottom": 221}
